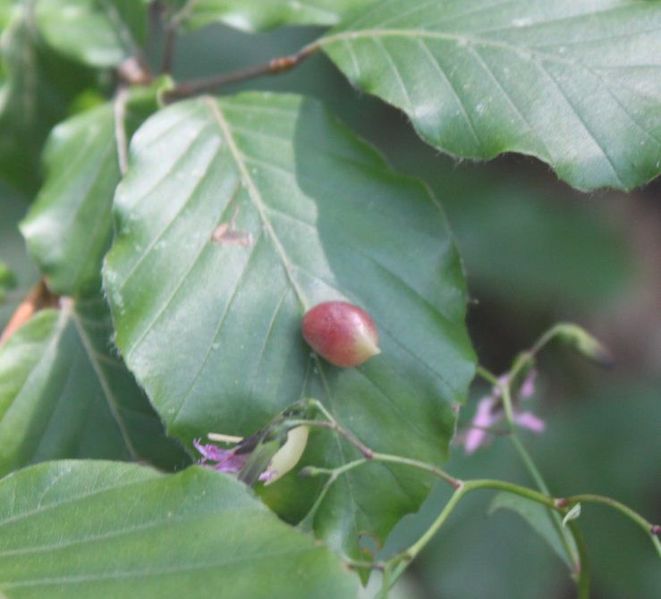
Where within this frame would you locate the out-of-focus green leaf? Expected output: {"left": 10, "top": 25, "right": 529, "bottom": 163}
{"left": 103, "top": 91, "right": 475, "bottom": 560}
{"left": 442, "top": 181, "right": 633, "bottom": 310}
{"left": 0, "top": 261, "right": 15, "bottom": 302}
{"left": 0, "top": 4, "right": 95, "bottom": 194}
{"left": 320, "top": 0, "right": 661, "bottom": 191}
{"left": 21, "top": 83, "right": 166, "bottom": 298}
{"left": 0, "top": 297, "right": 187, "bottom": 477}
{"left": 0, "top": 0, "right": 14, "bottom": 29}
{"left": 170, "top": 0, "right": 376, "bottom": 32}
{"left": 34, "top": 0, "right": 149, "bottom": 68}
{"left": 0, "top": 189, "right": 39, "bottom": 329}
{"left": 0, "top": 460, "right": 359, "bottom": 598}
{"left": 489, "top": 491, "right": 574, "bottom": 568}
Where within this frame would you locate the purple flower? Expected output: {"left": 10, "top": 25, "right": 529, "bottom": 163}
{"left": 460, "top": 370, "right": 544, "bottom": 454}
{"left": 192, "top": 425, "right": 310, "bottom": 485}
{"left": 193, "top": 439, "right": 247, "bottom": 473}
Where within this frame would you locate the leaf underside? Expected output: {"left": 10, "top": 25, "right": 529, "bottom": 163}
{"left": 0, "top": 461, "right": 358, "bottom": 598}
{"left": 103, "top": 91, "right": 475, "bottom": 559}
{"left": 321, "top": 0, "right": 661, "bottom": 191}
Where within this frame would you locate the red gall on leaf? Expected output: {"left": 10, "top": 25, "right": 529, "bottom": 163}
{"left": 302, "top": 301, "right": 380, "bottom": 368}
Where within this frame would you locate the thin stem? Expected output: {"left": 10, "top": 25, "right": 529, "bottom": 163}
{"left": 377, "top": 564, "right": 392, "bottom": 599}
{"left": 529, "top": 324, "right": 563, "bottom": 357}
{"left": 164, "top": 43, "right": 320, "bottom": 101}
{"left": 297, "top": 458, "right": 368, "bottom": 532}
{"left": 510, "top": 436, "right": 547, "bottom": 491}
{"left": 296, "top": 396, "right": 655, "bottom": 593}
{"left": 161, "top": 23, "right": 177, "bottom": 74}
{"left": 299, "top": 443, "right": 461, "bottom": 489}
{"left": 345, "top": 558, "right": 385, "bottom": 572}
{"left": 372, "top": 452, "right": 461, "bottom": 488}
{"left": 306, "top": 398, "right": 335, "bottom": 423}
{"left": 292, "top": 411, "right": 461, "bottom": 488}
{"left": 510, "top": 434, "right": 580, "bottom": 569}
{"left": 559, "top": 494, "right": 661, "bottom": 557}
{"left": 390, "top": 486, "right": 466, "bottom": 582}
{"left": 498, "top": 376, "right": 516, "bottom": 428}
{"left": 290, "top": 418, "right": 374, "bottom": 459}
{"left": 463, "top": 478, "right": 557, "bottom": 506}
{"left": 386, "top": 478, "right": 581, "bottom": 590}
{"left": 475, "top": 364, "right": 500, "bottom": 386}
{"left": 0, "top": 279, "right": 57, "bottom": 346}
{"left": 158, "top": 0, "right": 194, "bottom": 73}
{"left": 113, "top": 87, "right": 130, "bottom": 176}
{"left": 298, "top": 443, "right": 654, "bottom": 593}
{"left": 568, "top": 521, "right": 590, "bottom": 598}
{"left": 481, "top": 337, "right": 582, "bottom": 571}
{"left": 500, "top": 367, "right": 580, "bottom": 569}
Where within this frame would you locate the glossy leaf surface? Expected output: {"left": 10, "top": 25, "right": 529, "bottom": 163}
{"left": 103, "top": 92, "right": 475, "bottom": 558}
{"left": 0, "top": 298, "right": 186, "bottom": 477}
{"left": 321, "top": 0, "right": 661, "bottom": 191}
{"left": 0, "top": 460, "right": 358, "bottom": 598}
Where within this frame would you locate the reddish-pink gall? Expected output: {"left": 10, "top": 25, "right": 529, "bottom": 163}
{"left": 302, "top": 301, "right": 380, "bottom": 367}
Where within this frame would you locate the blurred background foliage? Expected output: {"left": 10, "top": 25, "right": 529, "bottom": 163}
{"left": 1, "top": 19, "right": 659, "bottom": 599}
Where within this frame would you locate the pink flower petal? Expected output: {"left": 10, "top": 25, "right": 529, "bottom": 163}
{"left": 520, "top": 370, "right": 537, "bottom": 400}
{"left": 514, "top": 411, "right": 545, "bottom": 434}
{"left": 193, "top": 439, "right": 247, "bottom": 473}
{"left": 463, "top": 396, "right": 501, "bottom": 454}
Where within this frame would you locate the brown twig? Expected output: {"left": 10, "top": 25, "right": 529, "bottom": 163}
{"left": 161, "top": 22, "right": 177, "bottom": 74}
{"left": 163, "top": 43, "right": 320, "bottom": 102}
{"left": 0, "top": 280, "right": 58, "bottom": 346}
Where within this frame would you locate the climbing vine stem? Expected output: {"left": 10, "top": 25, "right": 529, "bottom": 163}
{"left": 291, "top": 396, "right": 660, "bottom": 595}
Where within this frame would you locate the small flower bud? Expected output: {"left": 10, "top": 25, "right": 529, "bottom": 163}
{"left": 555, "top": 323, "right": 613, "bottom": 367}
{"left": 263, "top": 425, "right": 310, "bottom": 485}
{"left": 302, "top": 301, "right": 380, "bottom": 367}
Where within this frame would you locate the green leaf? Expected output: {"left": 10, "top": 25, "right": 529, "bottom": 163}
{"left": 0, "top": 4, "right": 95, "bottom": 194}
{"left": 490, "top": 491, "right": 576, "bottom": 568}
{"left": 103, "top": 92, "right": 475, "bottom": 559}
{"left": 21, "top": 84, "right": 165, "bottom": 298}
{"left": 34, "top": 0, "right": 149, "bottom": 68}
{"left": 441, "top": 178, "right": 634, "bottom": 310}
{"left": 170, "top": 0, "right": 376, "bottom": 32}
{"left": 0, "top": 261, "right": 16, "bottom": 303}
{"left": 0, "top": 188, "right": 40, "bottom": 330}
{"left": 320, "top": 0, "right": 661, "bottom": 191}
{"left": 0, "top": 460, "right": 358, "bottom": 598}
{"left": 0, "top": 297, "right": 187, "bottom": 477}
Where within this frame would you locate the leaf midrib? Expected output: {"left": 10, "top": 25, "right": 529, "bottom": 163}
{"left": 204, "top": 97, "right": 311, "bottom": 311}
{"left": 319, "top": 27, "right": 654, "bottom": 71}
